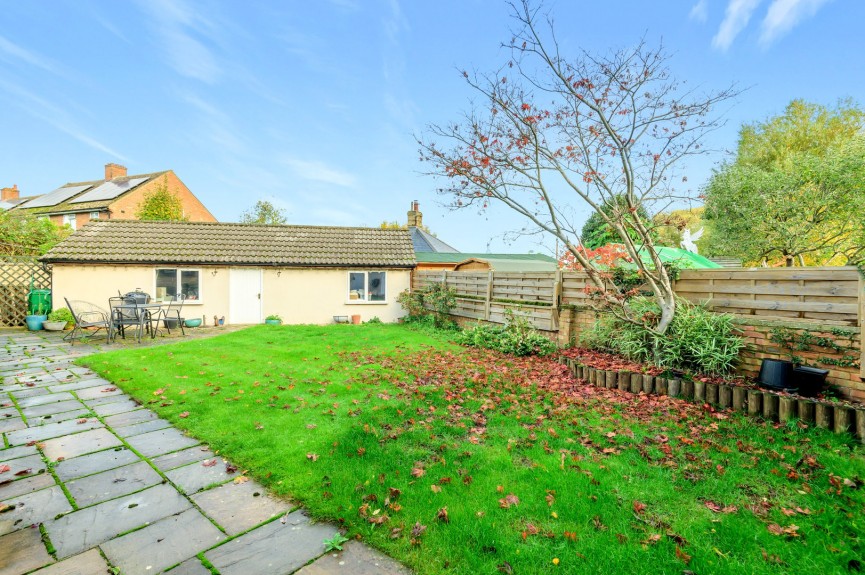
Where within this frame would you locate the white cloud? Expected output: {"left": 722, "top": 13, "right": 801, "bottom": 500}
{"left": 0, "top": 34, "right": 58, "bottom": 73}
{"left": 712, "top": 0, "right": 763, "bottom": 51}
{"left": 282, "top": 157, "right": 357, "bottom": 188}
{"left": 689, "top": 0, "right": 709, "bottom": 22}
{"left": 760, "top": 0, "right": 831, "bottom": 46}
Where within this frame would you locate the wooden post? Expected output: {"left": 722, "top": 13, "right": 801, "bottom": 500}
{"left": 642, "top": 374, "right": 654, "bottom": 394}
{"left": 747, "top": 390, "right": 762, "bottom": 417}
{"left": 779, "top": 397, "right": 797, "bottom": 423}
{"left": 762, "top": 393, "right": 779, "bottom": 421}
{"left": 815, "top": 403, "right": 832, "bottom": 429}
{"left": 618, "top": 371, "right": 630, "bottom": 391}
{"left": 856, "top": 409, "right": 865, "bottom": 444}
{"left": 834, "top": 406, "right": 852, "bottom": 434}
{"left": 668, "top": 378, "right": 681, "bottom": 398}
{"left": 484, "top": 271, "right": 493, "bottom": 321}
{"left": 732, "top": 387, "right": 747, "bottom": 411}
{"left": 681, "top": 379, "right": 694, "bottom": 399}
{"left": 859, "top": 275, "right": 865, "bottom": 380}
{"left": 605, "top": 370, "right": 617, "bottom": 389}
{"left": 656, "top": 377, "right": 668, "bottom": 395}
{"left": 706, "top": 383, "right": 719, "bottom": 405}
{"left": 798, "top": 400, "right": 816, "bottom": 424}
{"left": 694, "top": 381, "right": 706, "bottom": 401}
{"left": 551, "top": 270, "right": 562, "bottom": 331}
{"left": 630, "top": 373, "right": 642, "bottom": 394}
{"left": 718, "top": 385, "right": 732, "bottom": 409}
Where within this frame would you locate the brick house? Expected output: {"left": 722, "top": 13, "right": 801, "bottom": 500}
{"left": 6, "top": 164, "right": 215, "bottom": 228}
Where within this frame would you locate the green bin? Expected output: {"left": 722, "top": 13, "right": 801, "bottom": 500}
{"left": 27, "top": 289, "right": 52, "bottom": 315}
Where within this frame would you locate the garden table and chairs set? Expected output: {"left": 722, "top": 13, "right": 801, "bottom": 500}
{"left": 64, "top": 291, "right": 186, "bottom": 344}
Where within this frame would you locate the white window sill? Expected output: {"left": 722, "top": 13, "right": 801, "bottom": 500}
{"left": 345, "top": 301, "right": 388, "bottom": 305}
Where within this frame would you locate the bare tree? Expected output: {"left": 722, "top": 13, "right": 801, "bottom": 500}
{"left": 418, "top": 0, "right": 738, "bottom": 337}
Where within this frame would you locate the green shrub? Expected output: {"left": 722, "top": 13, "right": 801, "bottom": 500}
{"left": 397, "top": 282, "right": 457, "bottom": 329}
{"left": 579, "top": 297, "right": 744, "bottom": 375}
{"left": 456, "top": 310, "right": 557, "bottom": 357}
{"left": 47, "top": 308, "right": 74, "bottom": 323}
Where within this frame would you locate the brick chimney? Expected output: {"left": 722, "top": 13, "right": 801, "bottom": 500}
{"left": 407, "top": 200, "right": 422, "bottom": 228}
{"left": 1, "top": 184, "right": 18, "bottom": 202}
{"left": 104, "top": 163, "right": 127, "bottom": 180}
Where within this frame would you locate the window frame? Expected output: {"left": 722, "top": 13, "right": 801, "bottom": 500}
{"left": 89, "top": 211, "right": 101, "bottom": 220}
{"left": 154, "top": 268, "right": 203, "bottom": 304}
{"left": 63, "top": 213, "right": 77, "bottom": 230}
{"left": 346, "top": 271, "right": 387, "bottom": 304}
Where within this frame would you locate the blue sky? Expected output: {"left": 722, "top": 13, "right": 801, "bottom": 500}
{"left": 1, "top": 0, "right": 860, "bottom": 255}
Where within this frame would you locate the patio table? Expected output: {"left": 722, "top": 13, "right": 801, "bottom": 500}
{"left": 110, "top": 302, "right": 164, "bottom": 343}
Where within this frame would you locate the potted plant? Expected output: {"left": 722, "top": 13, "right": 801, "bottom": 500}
{"left": 265, "top": 314, "right": 283, "bottom": 325}
{"left": 25, "top": 302, "right": 50, "bottom": 331}
{"left": 43, "top": 308, "right": 74, "bottom": 331}
{"left": 183, "top": 318, "right": 202, "bottom": 328}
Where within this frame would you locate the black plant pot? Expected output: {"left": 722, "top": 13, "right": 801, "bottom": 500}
{"left": 758, "top": 358, "right": 793, "bottom": 390}
{"left": 791, "top": 366, "right": 829, "bottom": 397}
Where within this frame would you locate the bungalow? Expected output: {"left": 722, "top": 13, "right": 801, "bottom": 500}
{"left": 41, "top": 220, "right": 416, "bottom": 325}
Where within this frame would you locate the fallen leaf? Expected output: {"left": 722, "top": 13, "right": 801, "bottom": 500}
{"left": 14, "top": 469, "right": 32, "bottom": 476}
{"left": 202, "top": 459, "right": 217, "bottom": 467}
{"left": 633, "top": 501, "right": 647, "bottom": 514}
{"left": 306, "top": 453, "right": 319, "bottom": 462}
{"left": 436, "top": 507, "right": 449, "bottom": 523}
{"left": 411, "top": 467, "right": 425, "bottom": 478}
{"left": 234, "top": 476, "right": 249, "bottom": 484}
{"left": 430, "top": 484, "right": 442, "bottom": 493}
{"left": 225, "top": 463, "right": 238, "bottom": 474}
{"left": 676, "top": 546, "right": 692, "bottom": 565}
{"left": 498, "top": 493, "right": 520, "bottom": 509}
{"left": 179, "top": 411, "right": 189, "bottom": 419}
{"left": 0, "top": 465, "right": 10, "bottom": 474}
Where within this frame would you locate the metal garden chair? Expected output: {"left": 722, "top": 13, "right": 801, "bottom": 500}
{"left": 64, "top": 298, "right": 111, "bottom": 345}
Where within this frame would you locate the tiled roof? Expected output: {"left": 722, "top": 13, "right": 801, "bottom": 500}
{"left": 454, "top": 257, "right": 558, "bottom": 272}
{"left": 42, "top": 220, "right": 417, "bottom": 267}
{"left": 416, "top": 252, "right": 557, "bottom": 264}
{"left": 12, "top": 172, "right": 166, "bottom": 214}
{"left": 409, "top": 227, "right": 459, "bottom": 253}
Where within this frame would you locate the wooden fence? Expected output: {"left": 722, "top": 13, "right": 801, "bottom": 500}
{"left": 0, "top": 257, "right": 51, "bottom": 327}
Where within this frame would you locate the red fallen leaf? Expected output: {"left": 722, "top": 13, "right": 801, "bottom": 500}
{"left": 233, "top": 475, "right": 249, "bottom": 484}
{"left": 410, "top": 521, "right": 427, "bottom": 545}
{"left": 411, "top": 467, "right": 425, "bottom": 478}
{"left": 563, "top": 531, "right": 578, "bottom": 542}
{"left": 306, "top": 453, "right": 319, "bottom": 462}
{"left": 716, "top": 464, "right": 726, "bottom": 475}
{"left": 642, "top": 533, "right": 662, "bottom": 545}
{"left": 179, "top": 412, "right": 189, "bottom": 419}
{"left": 389, "top": 527, "right": 403, "bottom": 539}
{"left": 388, "top": 487, "right": 402, "bottom": 499}
{"left": 768, "top": 523, "right": 800, "bottom": 537}
{"left": 26, "top": 441, "right": 37, "bottom": 446}
{"left": 676, "top": 546, "right": 692, "bottom": 564}
{"left": 761, "top": 549, "right": 786, "bottom": 565}
{"left": 430, "top": 484, "right": 442, "bottom": 493}
{"left": 357, "top": 447, "right": 366, "bottom": 456}
{"left": 794, "top": 507, "right": 811, "bottom": 515}
{"left": 546, "top": 492, "right": 555, "bottom": 506}
{"left": 76, "top": 418, "right": 88, "bottom": 424}
{"left": 153, "top": 388, "right": 165, "bottom": 396}
{"left": 202, "top": 459, "right": 217, "bottom": 467}
{"left": 102, "top": 387, "right": 117, "bottom": 392}
{"left": 499, "top": 493, "right": 520, "bottom": 509}
{"left": 14, "top": 469, "right": 32, "bottom": 476}
{"left": 633, "top": 501, "right": 647, "bottom": 515}
{"left": 225, "top": 463, "right": 238, "bottom": 474}
{"left": 496, "top": 485, "right": 504, "bottom": 493}
{"left": 0, "top": 465, "right": 10, "bottom": 474}
{"left": 368, "top": 513, "right": 389, "bottom": 525}
{"left": 436, "top": 507, "right": 449, "bottom": 523}
{"left": 56, "top": 456, "right": 65, "bottom": 462}
{"left": 780, "top": 507, "right": 796, "bottom": 517}
{"left": 24, "top": 382, "right": 35, "bottom": 387}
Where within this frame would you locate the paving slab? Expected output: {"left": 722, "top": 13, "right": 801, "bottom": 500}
{"left": 30, "top": 548, "right": 112, "bottom": 575}
{"left": 5, "top": 417, "right": 102, "bottom": 446}
{"left": 0, "top": 416, "right": 26, "bottom": 434}
{"left": 295, "top": 541, "right": 412, "bottom": 575}
{"left": 0, "top": 526, "right": 54, "bottom": 575}
{"left": 114, "top": 418, "right": 173, "bottom": 438}
{"left": 21, "top": 399, "right": 85, "bottom": 419}
{"left": 73, "top": 385, "right": 123, "bottom": 401}
{"left": 163, "top": 557, "right": 212, "bottom": 575}
{"left": 101, "top": 508, "right": 225, "bottom": 575}
{"left": 0, "top": 474, "right": 55, "bottom": 500}
{"left": 205, "top": 511, "right": 337, "bottom": 575}
{"left": 0, "top": 445, "right": 38, "bottom": 463}
{"left": 192, "top": 479, "right": 291, "bottom": 535}
{"left": 54, "top": 446, "right": 141, "bottom": 482}
{"left": 166, "top": 458, "right": 240, "bottom": 494}
{"left": 0, "top": 454, "right": 46, "bottom": 479}
{"left": 40, "top": 427, "right": 121, "bottom": 462}
{"left": 151, "top": 445, "right": 214, "bottom": 472}
{"left": 47, "top": 484, "right": 192, "bottom": 559}
{"left": 92, "top": 399, "right": 140, "bottom": 417}
{"left": 79, "top": 394, "right": 130, "bottom": 407}
{"left": 15, "top": 392, "right": 75, "bottom": 408}
{"left": 4, "top": 386, "right": 50, "bottom": 399}
{"left": 103, "top": 408, "right": 159, "bottom": 428}
{"left": 126, "top": 427, "right": 200, "bottom": 458}
{"left": 30, "top": 408, "right": 92, "bottom": 427}
{"left": 47, "top": 379, "right": 109, "bottom": 393}
{"left": 0, "top": 486, "right": 73, "bottom": 536}
{"left": 66, "top": 460, "right": 163, "bottom": 507}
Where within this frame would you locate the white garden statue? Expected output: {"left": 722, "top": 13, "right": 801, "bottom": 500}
{"left": 680, "top": 227, "right": 704, "bottom": 254}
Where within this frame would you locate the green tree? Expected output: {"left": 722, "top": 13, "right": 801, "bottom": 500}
{"left": 0, "top": 211, "right": 71, "bottom": 255}
{"left": 704, "top": 100, "right": 865, "bottom": 266}
{"left": 240, "top": 200, "right": 288, "bottom": 225}
{"left": 580, "top": 195, "right": 654, "bottom": 249}
{"left": 379, "top": 220, "right": 435, "bottom": 235}
{"left": 135, "top": 178, "right": 187, "bottom": 221}
{"left": 652, "top": 207, "right": 706, "bottom": 249}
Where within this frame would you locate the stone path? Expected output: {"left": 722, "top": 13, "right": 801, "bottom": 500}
{"left": 0, "top": 330, "right": 411, "bottom": 575}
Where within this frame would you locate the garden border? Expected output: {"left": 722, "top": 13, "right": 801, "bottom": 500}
{"left": 558, "top": 356, "right": 865, "bottom": 444}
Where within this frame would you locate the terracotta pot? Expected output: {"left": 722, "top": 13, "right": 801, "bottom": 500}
{"left": 351, "top": 314, "right": 362, "bottom": 325}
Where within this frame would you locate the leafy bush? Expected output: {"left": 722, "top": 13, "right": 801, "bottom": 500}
{"left": 456, "top": 310, "right": 557, "bottom": 357}
{"left": 47, "top": 308, "right": 74, "bottom": 323}
{"left": 397, "top": 282, "right": 457, "bottom": 329}
{"left": 580, "top": 297, "right": 744, "bottom": 375}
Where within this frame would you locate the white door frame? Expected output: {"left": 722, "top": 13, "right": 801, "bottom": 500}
{"left": 229, "top": 267, "right": 262, "bottom": 324}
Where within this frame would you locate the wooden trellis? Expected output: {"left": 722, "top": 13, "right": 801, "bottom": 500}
{"left": 0, "top": 257, "right": 51, "bottom": 326}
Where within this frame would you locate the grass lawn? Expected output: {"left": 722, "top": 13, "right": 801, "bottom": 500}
{"left": 81, "top": 324, "right": 864, "bottom": 574}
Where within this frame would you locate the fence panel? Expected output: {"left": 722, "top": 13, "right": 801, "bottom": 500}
{"left": 0, "top": 257, "right": 51, "bottom": 327}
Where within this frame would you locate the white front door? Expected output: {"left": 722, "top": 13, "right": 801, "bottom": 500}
{"left": 229, "top": 268, "right": 262, "bottom": 324}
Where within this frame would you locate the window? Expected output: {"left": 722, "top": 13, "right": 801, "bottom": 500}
{"left": 348, "top": 271, "right": 386, "bottom": 302}
{"left": 89, "top": 211, "right": 101, "bottom": 220}
{"left": 63, "top": 214, "right": 77, "bottom": 230}
{"left": 155, "top": 268, "right": 201, "bottom": 302}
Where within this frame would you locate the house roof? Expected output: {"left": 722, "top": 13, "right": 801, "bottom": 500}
{"left": 409, "top": 227, "right": 459, "bottom": 253}
{"left": 453, "top": 257, "right": 558, "bottom": 272}
{"left": 416, "top": 251, "right": 557, "bottom": 264}
{"left": 12, "top": 172, "right": 168, "bottom": 215}
{"left": 41, "top": 220, "right": 417, "bottom": 267}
